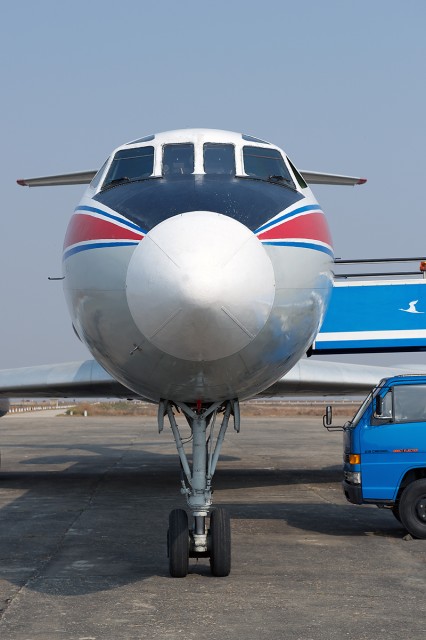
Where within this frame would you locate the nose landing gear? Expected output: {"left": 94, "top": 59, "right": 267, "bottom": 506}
{"left": 159, "top": 399, "right": 239, "bottom": 577}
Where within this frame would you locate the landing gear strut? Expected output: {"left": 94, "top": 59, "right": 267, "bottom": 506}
{"left": 159, "top": 399, "right": 240, "bottom": 577}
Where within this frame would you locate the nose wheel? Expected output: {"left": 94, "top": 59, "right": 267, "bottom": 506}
{"left": 167, "top": 508, "right": 231, "bottom": 577}
{"left": 161, "top": 399, "right": 239, "bottom": 578}
{"left": 168, "top": 509, "right": 189, "bottom": 578}
{"left": 209, "top": 508, "right": 231, "bottom": 577}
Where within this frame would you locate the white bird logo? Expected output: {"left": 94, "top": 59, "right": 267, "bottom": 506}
{"left": 399, "top": 300, "right": 424, "bottom": 314}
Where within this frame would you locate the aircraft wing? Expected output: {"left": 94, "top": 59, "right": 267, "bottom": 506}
{"left": 17, "top": 171, "right": 97, "bottom": 187}
{"left": 0, "top": 358, "right": 421, "bottom": 406}
{"left": 0, "top": 360, "right": 139, "bottom": 399}
{"left": 16, "top": 170, "right": 366, "bottom": 188}
{"left": 300, "top": 170, "right": 366, "bottom": 186}
{"left": 263, "top": 358, "right": 423, "bottom": 397}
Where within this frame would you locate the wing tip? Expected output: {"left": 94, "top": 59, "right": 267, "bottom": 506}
{"left": 357, "top": 178, "right": 367, "bottom": 185}
{"left": 17, "top": 179, "right": 28, "bottom": 187}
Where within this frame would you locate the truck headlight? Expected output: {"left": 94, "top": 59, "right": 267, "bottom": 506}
{"left": 344, "top": 471, "right": 361, "bottom": 485}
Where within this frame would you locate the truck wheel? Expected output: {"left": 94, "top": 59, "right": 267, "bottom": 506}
{"left": 399, "top": 479, "right": 426, "bottom": 539}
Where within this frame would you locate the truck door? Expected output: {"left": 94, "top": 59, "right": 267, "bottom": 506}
{"left": 360, "top": 383, "right": 426, "bottom": 500}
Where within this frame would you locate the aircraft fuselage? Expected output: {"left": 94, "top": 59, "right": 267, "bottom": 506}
{"left": 62, "top": 129, "right": 333, "bottom": 403}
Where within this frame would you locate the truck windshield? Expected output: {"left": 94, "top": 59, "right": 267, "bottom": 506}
{"left": 350, "top": 391, "right": 375, "bottom": 428}
{"left": 393, "top": 384, "right": 426, "bottom": 422}
{"left": 350, "top": 384, "right": 389, "bottom": 427}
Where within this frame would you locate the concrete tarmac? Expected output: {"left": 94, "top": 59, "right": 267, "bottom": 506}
{"left": 0, "top": 411, "right": 425, "bottom": 640}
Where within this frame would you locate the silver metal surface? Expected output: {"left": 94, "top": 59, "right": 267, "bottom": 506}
{"left": 126, "top": 211, "right": 275, "bottom": 361}
{"left": 63, "top": 243, "right": 332, "bottom": 402}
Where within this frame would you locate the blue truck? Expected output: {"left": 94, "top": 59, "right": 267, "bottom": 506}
{"left": 324, "top": 375, "right": 426, "bottom": 538}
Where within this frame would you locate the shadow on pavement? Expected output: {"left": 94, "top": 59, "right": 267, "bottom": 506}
{"left": 0, "top": 445, "right": 404, "bottom": 596}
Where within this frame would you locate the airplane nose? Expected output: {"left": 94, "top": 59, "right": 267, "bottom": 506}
{"left": 126, "top": 211, "right": 275, "bottom": 361}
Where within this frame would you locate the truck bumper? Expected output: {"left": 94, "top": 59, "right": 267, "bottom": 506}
{"left": 343, "top": 480, "right": 363, "bottom": 505}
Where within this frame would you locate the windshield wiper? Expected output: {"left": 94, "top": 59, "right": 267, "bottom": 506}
{"left": 108, "top": 176, "right": 130, "bottom": 185}
{"left": 267, "top": 174, "right": 295, "bottom": 188}
{"left": 238, "top": 174, "right": 296, "bottom": 190}
{"left": 101, "top": 175, "right": 163, "bottom": 191}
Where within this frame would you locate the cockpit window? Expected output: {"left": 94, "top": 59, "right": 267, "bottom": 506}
{"left": 90, "top": 159, "right": 108, "bottom": 190}
{"left": 163, "top": 143, "right": 194, "bottom": 176}
{"left": 287, "top": 156, "right": 308, "bottom": 189}
{"left": 203, "top": 143, "right": 235, "bottom": 175}
{"left": 103, "top": 146, "right": 154, "bottom": 188}
{"left": 243, "top": 146, "right": 294, "bottom": 185}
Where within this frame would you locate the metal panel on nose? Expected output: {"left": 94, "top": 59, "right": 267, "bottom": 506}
{"left": 126, "top": 211, "right": 275, "bottom": 361}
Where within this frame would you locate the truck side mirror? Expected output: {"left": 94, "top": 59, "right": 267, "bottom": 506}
{"left": 323, "top": 405, "right": 332, "bottom": 427}
{"left": 375, "top": 395, "right": 383, "bottom": 417}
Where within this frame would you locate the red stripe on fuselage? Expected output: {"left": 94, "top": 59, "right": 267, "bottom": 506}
{"left": 64, "top": 214, "right": 143, "bottom": 249}
{"left": 257, "top": 212, "right": 332, "bottom": 246}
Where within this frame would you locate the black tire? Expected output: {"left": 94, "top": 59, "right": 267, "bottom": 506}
{"left": 391, "top": 504, "right": 401, "bottom": 523}
{"left": 209, "top": 508, "right": 231, "bottom": 577}
{"left": 168, "top": 509, "right": 189, "bottom": 577}
{"left": 399, "top": 479, "right": 426, "bottom": 539}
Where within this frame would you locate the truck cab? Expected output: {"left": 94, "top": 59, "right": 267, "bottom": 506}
{"left": 326, "top": 375, "right": 426, "bottom": 538}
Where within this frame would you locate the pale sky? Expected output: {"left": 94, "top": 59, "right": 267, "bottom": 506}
{"left": 1, "top": 0, "right": 426, "bottom": 368}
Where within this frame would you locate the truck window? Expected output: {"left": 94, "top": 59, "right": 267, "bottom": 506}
{"left": 381, "top": 390, "right": 393, "bottom": 419}
{"left": 393, "top": 384, "right": 426, "bottom": 423}
{"left": 370, "top": 388, "right": 393, "bottom": 425}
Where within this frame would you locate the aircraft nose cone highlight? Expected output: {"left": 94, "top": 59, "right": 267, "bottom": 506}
{"left": 126, "top": 211, "right": 275, "bottom": 361}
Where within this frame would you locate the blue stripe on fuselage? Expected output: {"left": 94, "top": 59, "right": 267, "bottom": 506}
{"left": 261, "top": 240, "right": 334, "bottom": 257}
{"left": 63, "top": 241, "right": 139, "bottom": 260}
{"left": 75, "top": 205, "right": 146, "bottom": 234}
{"left": 255, "top": 204, "right": 322, "bottom": 234}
